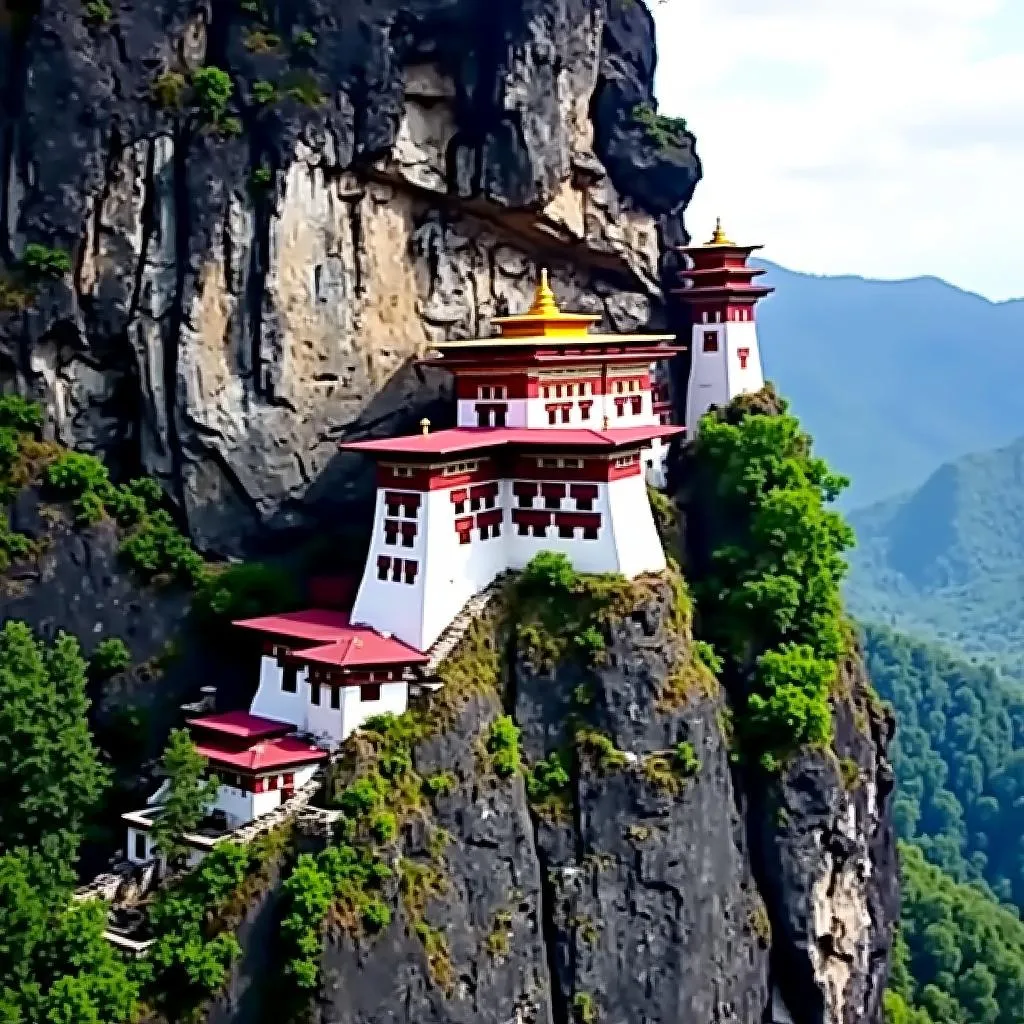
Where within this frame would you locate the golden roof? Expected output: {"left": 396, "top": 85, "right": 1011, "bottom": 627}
{"left": 705, "top": 217, "right": 734, "bottom": 247}
{"left": 429, "top": 268, "right": 676, "bottom": 350}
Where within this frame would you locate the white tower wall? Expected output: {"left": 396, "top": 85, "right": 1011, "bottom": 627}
{"left": 685, "top": 318, "right": 764, "bottom": 431}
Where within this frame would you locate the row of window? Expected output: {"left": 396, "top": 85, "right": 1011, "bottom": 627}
{"left": 515, "top": 521, "right": 600, "bottom": 540}
{"left": 383, "top": 519, "right": 417, "bottom": 547}
{"left": 458, "top": 520, "right": 502, "bottom": 544}
{"left": 281, "top": 664, "right": 384, "bottom": 705}
{"left": 477, "top": 385, "right": 508, "bottom": 399}
{"left": 543, "top": 395, "right": 643, "bottom": 425}
{"left": 517, "top": 493, "right": 595, "bottom": 511}
{"left": 384, "top": 491, "right": 421, "bottom": 519}
{"left": 699, "top": 308, "right": 754, "bottom": 323}
{"left": 538, "top": 378, "right": 644, "bottom": 399}
{"left": 218, "top": 770, "right": 296, "bottom": 793}
{"left": 442, "top": 460, "right": 480, "bottom": 476}
{"left": 376, "top": 556, "right": 419, "bottom": 584}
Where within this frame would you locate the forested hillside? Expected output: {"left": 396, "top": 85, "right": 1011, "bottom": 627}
{"left": 863, "top": 625, "right": 1024, "bottom": 1024}
{"left": 848, "top": 438, "right": 1024, "bottom": 680}
{"left": 756, "top": 262, "right": 1024, "bottom": 507}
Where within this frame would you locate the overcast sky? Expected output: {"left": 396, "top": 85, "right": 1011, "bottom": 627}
{"left": 651, "top": 0, "right": 1024, "bottom": 301}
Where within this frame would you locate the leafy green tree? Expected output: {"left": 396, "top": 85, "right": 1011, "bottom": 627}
{"left": 152, "top": 729, "right": 219, "bottom": 869}
{"left": 0, "top": 622, "right": 108, "bottom": 862}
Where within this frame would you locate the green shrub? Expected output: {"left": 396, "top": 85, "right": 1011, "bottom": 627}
{"left": 362, "top": 898, "right": 391, "bottom": 931}
{"left": 90, "top": 637, "right": 131, "bottom": 679}
{"left": 526, "top": 750, "right": 571, "bottom": 800}
{"left": 631, "top": 103, "right": 688, "bottom": 149}
{"left": 151, "top": 70, "right": 187, "bottom": 109}
{"left": 250, "top": 80, "right": 277, "bottom": 105}
{"left": 45, "top": 450, "right": 112, "bottom": 499}
{"left": 242, "top": 27, "right": 281, "bottom": 53}
{"left": 293, "top": 29, "right": 316, "bottom": 49}
{"left": 0, "top": 427, "right": 22, "bottom": 481}
{"left": 0, "top": 512, "right": 32, "bottom": 569}
{"left": 572, "top": 624, "right": 605, "bottom": 663}
{"left": 339, "top": 773, "right": 387, "bottom": 816}
{"left": 83, "top": 0, "right": 112, "bottom": 23}
{"left": 520, "top": 550, "right": 577, "bottom": 593}
{"left": 0, "top": 395, "right": 43, "bottom": 432}
{"left": 573, "top": 992, "right": 598, "bottom": 1024}
{"left": 119, "top": 509, "right": 206, "bottom": 586}
{"left": 191, "top": 66, "right": 233, "bottom": 121}
{"left": 693, "top": 640, "right": 723, "bottom": 675}
{"left": 673, "top": 740, "right": 700, "bottom": 777}
{"left": 192, "top": 561, "right": 299, "bottom": 626}
{"left": 370, "top": 809, "right": 398, "bottom": 843}
{"left": 575, "top": 729, "right": 627, "bottom": 775}
{"left": 21, "top": 243, "right": 72, "bottom": 279}
{"left": 488, "top": 715, "right": 522, "bottom": 777}
{"left": 423, "top": 771, "right": 457, "bottom": 797}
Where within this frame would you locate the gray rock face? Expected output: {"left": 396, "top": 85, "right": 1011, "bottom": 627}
{"left": 0, "top": 0, "right": 699, "bottom": 554}
{"left": 208, "top": 578, "right": 895, "bottom": 1024}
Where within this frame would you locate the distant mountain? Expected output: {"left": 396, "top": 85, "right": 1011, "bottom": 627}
{"left": 845, "top": 436, "right": 1024, "bottom": 677}
{"left": 755, "top": 261, "right": 1024, "bottom": 506}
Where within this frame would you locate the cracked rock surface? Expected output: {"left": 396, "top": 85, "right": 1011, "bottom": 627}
{"left": 1, "top": 0, "right": 699, "bottom": 554}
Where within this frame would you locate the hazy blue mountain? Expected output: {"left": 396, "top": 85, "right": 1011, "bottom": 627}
{"left": 755, "top": 261, "right": 1024, "bottom": 506}
{"left": 845, "top": 435, "right": 1024, "bottom": 678}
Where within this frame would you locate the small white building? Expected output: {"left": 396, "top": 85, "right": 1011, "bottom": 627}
{"left": 674, "top": 219, "right": 773, "bottom": 433}
{"left": 123, "top": 711, "right": 327, "bottom": 867}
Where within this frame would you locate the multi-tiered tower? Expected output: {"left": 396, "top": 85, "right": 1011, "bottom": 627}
{"left": 343, "top": 273, "right": 684, "bottom": 653}
{"left": 674, "top": 219, "right": 773, "bottom": 432}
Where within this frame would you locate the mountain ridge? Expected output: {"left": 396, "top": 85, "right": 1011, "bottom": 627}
{"left": 754, "top": 259, "right": 1024, "bottom": 506}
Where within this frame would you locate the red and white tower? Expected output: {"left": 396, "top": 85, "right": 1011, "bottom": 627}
{"left": 674, "top": 219, "right": 773, "bottom": 432}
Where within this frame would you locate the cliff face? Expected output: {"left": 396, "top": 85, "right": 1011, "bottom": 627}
{"left": 204, "top": 574, "right": 896, "bottom": 1024}
{"left": 0, "top": 0, "right": 698, "bottom": 554}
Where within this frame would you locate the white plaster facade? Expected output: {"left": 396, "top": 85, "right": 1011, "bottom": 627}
{"left": 249, "top": 656, "right": 409, "bottom": 747}
{"left": 685, "top": 316, "right": 764, "bottom": 432}
{"left": 350, "top": 467, "right": 666, "bottom": 653}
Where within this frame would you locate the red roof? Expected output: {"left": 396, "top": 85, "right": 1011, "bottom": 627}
{"left": 233, "top": 608, "right": 429, "bottom": 662}
{"left": 196, "top": 735, "right": 328, "bottom": 773}
{"left": 187, "top": 710, "right": 294, "bottom": 740}
{"left": 339, "top": 424, "right": 685, "bottom": 458}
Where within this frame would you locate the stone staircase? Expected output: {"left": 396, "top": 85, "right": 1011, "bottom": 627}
{"left": 424, "top": 572, "right": 514, "bottom": 674}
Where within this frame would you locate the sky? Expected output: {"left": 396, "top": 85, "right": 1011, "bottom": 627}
{"left": 651, "top": 0, "right": 1024, "bottom": 301}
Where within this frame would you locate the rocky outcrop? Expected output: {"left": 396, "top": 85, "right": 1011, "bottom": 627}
{"left": 205, "top": 574, "right": 896, "bottom": 1024}
{"left": 0, "top": 0, "right": 700, "bottom": 553}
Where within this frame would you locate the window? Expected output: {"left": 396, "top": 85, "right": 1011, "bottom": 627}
{"left": 454, "top": 499, "right": 466, "bottom": 515}
{"left": 583, "top": 525, "right": 599, "bottom": 540}
{"left": 580, "top": 402, "right": 592, "bottom": 421}
{"left": 547, "top": 407, "right": 557, "bottom": 426}
{"left": 703, "top": 331, "right": 719, "bottom": 353}
{"left": 392, "top": 466, "right": 413, "bottom": 478}
{"left": 401, "top": 531, "right": 414, "bottom": 548}
{"left": 631, "top": 396, "right": 642, "bottom": 414}
{"left": 134, "top": 833, "right": 147, "bottom": 860}
{"left": 330, "top": 687, "right": 341, "bottom": 710}
{"left": 494, "top": 406, "right": 506, "bottom": 427}
{"left": 576, "top": 497, "right": 593, "bottom": 512}
{"left": 391, "top": 559, "right": 403, "bottom": 582}
{"left": 477, "top": 405, "right": 489, "bottom": 427}
{"left": 544, "top": 495, "right": 560, "bottom": 510}
{"left": 542, "top": 385, "right": 551, "bottom": 398}
{"left": 737, "top": 347, "right": 750, "bottom": 369}
{"left": 459, "top": 530, "right": 471, "bottom": 545}
{"left": 386, "top": 502, "right": 400, "bottom": 517}
{"left": 268, "top": 775, "right": 279, "bottom": 790}
{"left": 283, "top": 773, "right": 294, "bottom": 786}
{"left": 361, "top": 683, "right": 381, "bottom": 702}
{"left": 384, "top": 521, "right": 399, "bottom": 545}
{"left": 560, "top": 406, "right": 570, "bottom": 424}
{"left": 558, "top": 525, "right": 574, "bottom": 539}
{"left": 531, "top": 523, "right": 546, "bottom": 537}
{"left": 517, "top": 522, "right": 529, "bottom": 536}
{"left": 471, "top": 496, "right": 481, "bottom": 512}
{"left": 377, "top": 556, "right": 391, "bottom": 580}
{"left": 516, "top": 493, "right": 532, "bottom": 509}
{"left": 310, "top": 682, "right": 321, "bottom": 706}
{"left": 282, "top": 664, "right": 297, "bottom": 693}
{"left": 404, "top": 561, "right": 418, "bottom": 584}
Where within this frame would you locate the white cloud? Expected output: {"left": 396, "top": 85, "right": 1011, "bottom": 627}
{"left": 651, "top": 0, "right": 1024, "bottom": 299}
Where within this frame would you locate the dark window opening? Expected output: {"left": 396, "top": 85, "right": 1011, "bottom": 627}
{"left": 310, "top": 682, "right": 321, "bottom": 705}
{"left": 558, "top": 525, "right": 574, "bottom": 539}
{"left": 330, "top": 687, "right": 341, "bottom": 710}
{"left": 134, "top": 833, "right": 147, "bottom": 859}
{"left": 703, "top": 330, "right": 719, "bottom": 353}
{"left": 361, "top": 683, "right": 381, "bottom": 702}
{"left": 282, "top": 664, "right": 298, "bottom": 693}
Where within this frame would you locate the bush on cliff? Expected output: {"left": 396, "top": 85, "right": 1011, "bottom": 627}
{"left": 686, "top": 389, "right": 854, "bottom": 768}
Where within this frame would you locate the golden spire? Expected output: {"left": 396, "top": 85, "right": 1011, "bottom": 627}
{"left": 527, "top": 268, "right": 561, "bottom": 317}
{"left": 707, "top": 217, "right": 734, "bottom": 246}
{"left": 419, "top": 417, "right": 431, "bottom": 435}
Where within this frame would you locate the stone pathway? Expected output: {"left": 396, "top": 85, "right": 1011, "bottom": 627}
{"left": 424, "top": 571, "right": 514, "bottom": 673}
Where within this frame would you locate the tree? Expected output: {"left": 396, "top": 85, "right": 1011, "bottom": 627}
{"left": 0, "top": 621, "right": 108, "bottom": 863}
{"left": 152, "top": 729, "right": 219, "bottom": 869}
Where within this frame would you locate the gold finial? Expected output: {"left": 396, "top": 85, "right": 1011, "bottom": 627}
{"left": 707, "top": 217, "right": 734, "bottom": 246}
{"left": 527, "top": 268, "right": 561, "bottom": 317}
{"left": 420, "top": 417, "right": 431, "bottom": 435}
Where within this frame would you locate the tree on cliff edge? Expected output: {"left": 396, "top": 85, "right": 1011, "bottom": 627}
{"left": 152, "top": 729, "right": 219, "bottom": 870}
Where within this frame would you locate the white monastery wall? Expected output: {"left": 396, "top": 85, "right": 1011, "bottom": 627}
{"left": 214, "top": 783, "right": 256, "bottom": 827}
{"left": 606, "top": 473, "right": 667, "bottom": 578}
{"left": 686, "top": 319, "right": 764, "bottom": 431}
{"left": 456, "top": 398, "right": 529, "bottom": 427}
{"left": 249, "top": 655, "right": 309, "bottom": 730}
